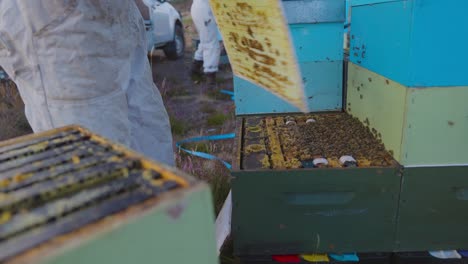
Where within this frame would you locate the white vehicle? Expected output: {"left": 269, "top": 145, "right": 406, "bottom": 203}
{"left": 135, "top": 0, "right": 185, "bottom": 60}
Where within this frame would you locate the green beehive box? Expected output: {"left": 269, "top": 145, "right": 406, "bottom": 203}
{"left": 347, "top": 62, "right": 468, "bottom": 167}
{"left": 232, "top": 114, "right": 401, "bottom": 256}
{"left": 347, "top": 62, "right": 468, "bottom": 252}
{"left": 396, "top": 166, "right": 468, "bottom": 252}
{"left": 0, "top": 126, "right": 218, "bottom": 264}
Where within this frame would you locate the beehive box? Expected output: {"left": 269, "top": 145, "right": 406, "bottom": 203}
{"left": 347, "top": 62, "right": 468, "bottom": 166}
{"left": 346, "top": 63, "right": 468, "bottom": 251}
{"left": 0, "top": 126, "right": 218, "bottom": 264}
{"left": 350, "top": 0, "right": 468, "bottom": 87}
{"left": 348, "top": 0, "right": 468, "bottom": 252}
{"left": 232, "top": 112, "right": 402, "bottom": 255}
{"left": 234, "top": 0, "right": 345, "bottom": 114}
{"left": 396, "top": 166, "right": 468, "bottom": 252}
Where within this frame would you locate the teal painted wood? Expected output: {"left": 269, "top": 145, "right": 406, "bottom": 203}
{"left": 282, "top": 0, "right": 345, "bottom": 24}
{"left": 396, "top": 166, "right": 468, "bottom": 251}
{"left": 235, "top": 60, "right": 342, "bottom": 114}
{"left": 232, "top": 167, "right": 401, "bottom": 255}
{"left": 350, "top": 0, "right": 468, "bottom": 87}
{"left": 291, "top": 24, "right": 344, "bottom": 63}
{"left": 351, "top": 0, "right": 401, "bottom": 6}
{"left": 409, "top": 0, "right": 468, "bottom": 87}
{"left": 350, "top": 0, "right": 413, "bottom": 85}
{"left": 234, "top": 22, "right": 344, "bottom": 115}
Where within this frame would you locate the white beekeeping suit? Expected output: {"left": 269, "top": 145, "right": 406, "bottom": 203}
{"left": 191, "top": 0, "right": 221, "bottom": 83}
{"left": 0, "top": 0, "right": 175, "bottom": 166}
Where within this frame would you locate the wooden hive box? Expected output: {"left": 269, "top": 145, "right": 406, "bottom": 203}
{"left": 350, "top": 0, "right": 468, "bottom": 87}
{"left": 232, "top": 113, "right": 402, "bottom": 256}
{"left": 0, "top": 126, "right": 218, "bottom": 264}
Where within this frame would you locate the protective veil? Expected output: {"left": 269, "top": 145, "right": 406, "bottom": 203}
{"left": 191, "top": 0, "right": 220, "bottom": 73}
{"left": 0, "top": 0, "right": 175, "bottom": 166}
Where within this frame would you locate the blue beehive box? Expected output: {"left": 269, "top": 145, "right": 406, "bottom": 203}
{"left": 234, "top": 0, "right": 345, "bottom": 115}
{"left": 350, "top": 0, "right": 468, "bottom": 87}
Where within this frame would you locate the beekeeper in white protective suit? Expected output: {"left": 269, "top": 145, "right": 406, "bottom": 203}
{"left": 0, "top": 0, "right": 175, "bottom": 166}
{"left": 191, "top": 0, "right": 221, "bottom": 89}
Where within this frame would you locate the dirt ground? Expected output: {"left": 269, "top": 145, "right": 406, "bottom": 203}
{"left": 151, "top": 3, "right": 237, "bottom": 261}
{"left": 153, "top": 0, "right": 234, "bottom": 214}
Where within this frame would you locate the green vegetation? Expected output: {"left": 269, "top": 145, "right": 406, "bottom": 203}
{"left": 207, "top": 113, "right": 228, "bottom": 126}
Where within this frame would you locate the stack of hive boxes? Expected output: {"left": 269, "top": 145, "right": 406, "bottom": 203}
{"left": 348, "top": 0, "right": 468, "bottom": 251}
{"left": 231, "top": 0, "right": 406, "bottom": 258}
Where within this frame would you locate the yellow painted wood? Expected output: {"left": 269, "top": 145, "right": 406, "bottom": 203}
{"left": 210, "top": 0, "right": 307, "bottom": 111}
{"left": 347, "top": 62, "right": 468, "bottom": 166}
{"left": 402, "top": 87, "right": 468, "bottom": 166}
{"left": 346, "top": 63, "right": 407, "bottom": 162}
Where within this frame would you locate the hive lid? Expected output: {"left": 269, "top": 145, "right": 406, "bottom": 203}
{"left": 210, "top": 0, "right": 308, "bottom": 112}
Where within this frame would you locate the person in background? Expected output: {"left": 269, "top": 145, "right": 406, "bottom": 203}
{"left": 0, "top": 0, "right": 175, "bottom": 166}
{"left": 191, "top": 0, "right": 221, "bottom": 90}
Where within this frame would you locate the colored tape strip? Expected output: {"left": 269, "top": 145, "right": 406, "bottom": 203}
{"left": 176, "top": 133, "right": 235, "bottom": 145}
{"left": 176, "top": 133, "right": 235, "bottom": 169}
{"left": 329, "top": 253, "right": 359, "bottom": 262}
{"left": 220, "top": 89, "right": 234, "bottom": 101}
{"left": 272, "top": 255, "right": 301, "bottom": 263}
{"left": 0, "top": 70, "right": 8, "bottom": 80}
{"left": 302, "top": 254, "right": 329, "bottom": 262}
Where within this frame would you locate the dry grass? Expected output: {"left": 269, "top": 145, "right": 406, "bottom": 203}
{"left": 151, "top": 3, "right": 235, "bottom": 215}
{"left": 173, "top": 104, "right": 235, "bottom": 214}
{"left": 176, "top": 154, "right": 231, "bottom": 214}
